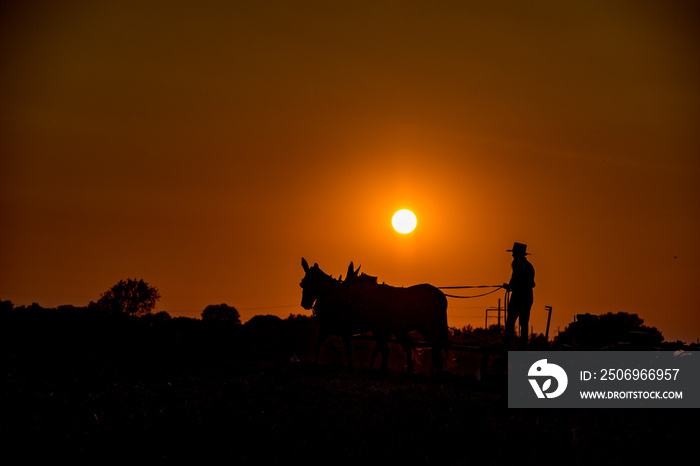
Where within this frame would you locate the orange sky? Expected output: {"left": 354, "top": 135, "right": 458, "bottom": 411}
{"left": 2, "top": 1, "right": 699, "bottom": 343}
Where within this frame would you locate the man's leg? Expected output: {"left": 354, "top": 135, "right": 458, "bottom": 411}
{"left": 503, "top": 306, "right": 519, "bottom": 347}
{"left": 517, "top": 296, "right": 533, "bottom": 349}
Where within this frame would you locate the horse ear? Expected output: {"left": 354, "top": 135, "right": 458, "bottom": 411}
{"left": 301, "top": 258, "right": 310, "bottom": 272}
{"left": 347, "top": 261, "right": 355, "bottom": 278}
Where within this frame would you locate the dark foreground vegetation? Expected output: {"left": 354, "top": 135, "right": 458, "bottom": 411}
{"left": 2, "top": 306, "right": 696, "bottom": 464}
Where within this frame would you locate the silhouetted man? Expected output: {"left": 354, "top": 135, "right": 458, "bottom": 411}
{"left": 503, "top": 242, "right": 535, "bottom": 349}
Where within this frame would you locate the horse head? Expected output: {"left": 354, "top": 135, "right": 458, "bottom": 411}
{"left": 300, "top": 257, "right": 340, "bottom": 310}
{"left": 344, "top": 261, "right": 378, "bottom": 290}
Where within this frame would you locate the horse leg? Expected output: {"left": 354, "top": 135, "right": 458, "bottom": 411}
{"left": 369, "top": 332, "right": 385, "bottom": 369}
{"left": 370, "top": 334, "right": 390, "bottom": 372}
{"left": 370, "top": 342, "right": 380, "bottom": 369}
{"left": 379, "top": 338, "right": 390, "bottom": 372}
{"left": 398, "top": 333, "right": 415, "bottom": 374}
{"left": 342, "top": 335, "right": 353, "bottom": 368}
{"left": 429, "top": 343, "right": 442, "bottom": 376}
{"left": 314, "top": 329, "right": 330, "bottom": 365}
{"left": 425, "top": 332, "right": 447, "bottom": 376}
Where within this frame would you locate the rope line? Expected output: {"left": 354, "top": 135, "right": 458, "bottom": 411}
{"left": 440, "top": 286, "right": 504, "bottom": 299}
{"left": 437, "top": 285, "right": 502, "bottom": 289}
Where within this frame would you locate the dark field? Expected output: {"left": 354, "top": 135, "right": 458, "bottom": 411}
{"left": 2, "top": 309, "right": 694, "bottom": 464}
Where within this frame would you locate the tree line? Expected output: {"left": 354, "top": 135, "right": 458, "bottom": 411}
{"left": 0, "top": 278, "right": 243, "bottom": 324}
{"left": 2, "top": 278, "right": 695, "bottom": 351}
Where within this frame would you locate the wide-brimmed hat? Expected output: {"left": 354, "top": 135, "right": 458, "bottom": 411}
{"left": 507, "top": 242, "right": 530, "bottom": 256}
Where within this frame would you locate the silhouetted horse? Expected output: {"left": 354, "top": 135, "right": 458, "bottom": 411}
{"left": 300, "top": 258, "right": 449, "bottom": 374}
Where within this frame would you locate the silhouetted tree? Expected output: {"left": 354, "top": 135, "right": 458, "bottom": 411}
{"left": 152, "top": 310, "right": 172, "bottom": 320}
{"left": 15, "top": 302, "right": 44, "bottom": 313}
{"left": 201, "top": 304, "right": 241, "bottom": 324}
{"left": 0, "top": 299, "right": 13, "bottom": 314}
{"left": 141, "top": 311, "right": 172, "bottom": 326}
{"left": 92, "top": 279, "right": 160, "bottom": 316}
{"left": 555, "top": 312, "right": 663, "bottom": 350}
{"left": 243, "top": 315, "right": 285, "bottom": 353}
{"left": 244, "top": 314, "right": 283, "bottom": 334}
{"left": 528, "top": 333, "right": 550, "bottom": 350}
{"left": 450, "top": 324, "right": 504, "bottom": 345}
{"left": 283, "top": 314, "right": 318, "bottom": 357}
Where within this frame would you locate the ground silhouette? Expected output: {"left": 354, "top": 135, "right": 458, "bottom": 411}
{"left": 1, "top": 302, "right": 696, "bottom": 463}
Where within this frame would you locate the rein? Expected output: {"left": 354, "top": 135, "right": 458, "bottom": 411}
{"left": 437, "top": 285, "right": 504, "bottom": 299}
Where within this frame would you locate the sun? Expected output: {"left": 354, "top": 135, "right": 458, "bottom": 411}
{"left": 392, "top": 209, "right": 417, "bottom": 234}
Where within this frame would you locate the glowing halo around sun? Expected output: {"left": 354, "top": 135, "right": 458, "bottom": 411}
{"left": 392, "top": 209, "right": 417, "bottom": 234}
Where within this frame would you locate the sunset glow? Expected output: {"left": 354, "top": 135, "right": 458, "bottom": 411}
{"left": 0, "top": 1, "right": 698, "bottom": 343}
{"left": 3, "top": 4, "right": 699, "bottom": 463}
